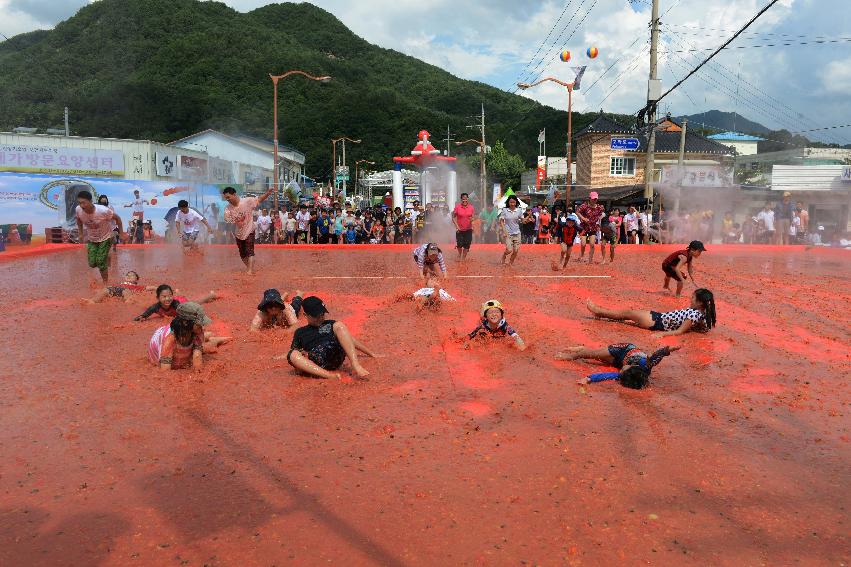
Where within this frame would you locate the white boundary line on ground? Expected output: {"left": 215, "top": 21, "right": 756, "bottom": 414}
{"left": 311, "top": 275, "right": 612, "bottom": 280}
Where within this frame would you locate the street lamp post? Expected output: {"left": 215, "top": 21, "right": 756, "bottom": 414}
{"left": 455, "top": 138, "right": 487, "bottom": 205}
{"left": 330, "top": 136, "right": 361, "bottom": 200}
{"left": 271, "top": 70, "right": 330, "bottom": 212}
{"left": 355, "top": 159, "right": 375, "bottom": 200}
{"left": 518, "top": 77, "right": 575, "bottom": 202}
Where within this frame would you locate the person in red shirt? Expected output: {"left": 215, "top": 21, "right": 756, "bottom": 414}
{"left": 576, "top": 192, "right": 604, "bottom": 263}
{"left": 556, "top": 214, "right": 580, "bottom": 269}
{"left": 537, "top": 207, "right": 551, "bottom": 244}
{"left": 451, "top": 192, "right": 476, "bottom": 262}
{"left": 662, "top": 240, "right": 705, "bottom": 297}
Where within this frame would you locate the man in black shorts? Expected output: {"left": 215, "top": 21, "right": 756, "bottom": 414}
{"left": 283, "top": 296, "right": 380, "bottom": 380}
{"left": 451, "top": 192, "right": 475, "bottom": 262}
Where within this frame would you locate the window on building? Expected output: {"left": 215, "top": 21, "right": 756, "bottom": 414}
{"left": 610, "top": 157, "right": 636, "bottom": 177}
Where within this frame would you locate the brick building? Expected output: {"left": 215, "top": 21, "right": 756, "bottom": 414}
{"left": 572, "top": 113, "right": 735, "bottom": 201}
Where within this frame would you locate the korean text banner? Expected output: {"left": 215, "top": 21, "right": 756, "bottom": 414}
{"left": 155, "top": 151, "right": 178, "bottom": 177}
{"left": 0, "top": 144, "right": 124, "bottom": 176}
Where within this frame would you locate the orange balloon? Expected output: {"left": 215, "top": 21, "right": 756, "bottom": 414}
{"left": 559, "top": 50, "right": 571, "bottom": 62}
{"left": 150, "top": 197, "right": 158, "bottom": 205}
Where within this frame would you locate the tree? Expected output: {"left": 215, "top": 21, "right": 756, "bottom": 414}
{"left": 468, "top": 140, "right": 527, "bottom": 189}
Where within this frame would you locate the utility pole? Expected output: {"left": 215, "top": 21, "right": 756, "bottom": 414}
{"left": 331, "top": 140, "right": 336, "bottom": 196}
{"left": 675, "top": 118, "right": 687, "bottom": 217}
{"left": 342, "top": 139, "right": 347, "bottom": 198}
{"left": 64, "top": 106, "right": 69, "bottom": 136}
{"left": 480, "top": 104, "right": 487, "bottom": 204}
{"left": 467, "top": 104, "right": 487, "bottom": 204}
{"left": 441, "top": 125, "right": 455, "bottom": 156}
{"left": 644, "top": 0, "right": 661, "bottom": 202}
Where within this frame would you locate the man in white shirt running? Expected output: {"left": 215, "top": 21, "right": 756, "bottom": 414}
{"left": 75, "top": 188, "right": 126, "bottom": 283}
{"left": 175, "top": 199, "right": 212, "bottom": 253}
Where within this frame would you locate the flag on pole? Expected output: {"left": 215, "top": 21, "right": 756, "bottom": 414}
{"left": 572, "top": 66, "right": 587, "bottom": 90}
{"left": 537, "top": 129, "right": 545, "bottom": 144}
{"left": 545, "top": 183, "right": 556, "bottom": 205}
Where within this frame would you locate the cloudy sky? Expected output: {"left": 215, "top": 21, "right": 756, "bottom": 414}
{"left": 2, "top": 0, "right": 848, "bottom": 143}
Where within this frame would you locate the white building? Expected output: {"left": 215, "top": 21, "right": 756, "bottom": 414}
{"left": 170, "top": 129, "right": 305, "bottom": 192}
{"left": 706, "top": 132, "right": 763, "bottom": 156}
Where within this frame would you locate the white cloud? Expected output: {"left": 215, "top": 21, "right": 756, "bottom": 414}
{"left": 3, "top": 0, "right": 848, "bottom": 143}
{"left": 821, "top": 57, "right": 851, "bottom": 94}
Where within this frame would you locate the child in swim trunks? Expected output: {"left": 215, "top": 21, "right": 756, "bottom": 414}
{"left": 250, "top": 289, "right": 303, "bottom": 331}
{"left": 585, "top": 288, "right": 717, "bottom": 337}
{"left": 465, "top": 299, "right": 527, "bottom": 351}
{"left": 412, "top": 277, "right": 456, "bottom": 310}
{"left": 83, "top": 271, "right": 155, "bottom": 303}
{"left": 282, "top": 296, "right": 379, "bottom": 380}
{"left": 556, "top": 343, "right": 680, "bottom": 388}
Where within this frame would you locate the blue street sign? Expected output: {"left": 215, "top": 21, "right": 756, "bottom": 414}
{"left": 611, "top": 137, "right": 640, "bottom": 151}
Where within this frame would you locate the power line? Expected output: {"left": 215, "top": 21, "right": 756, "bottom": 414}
{"left": 659, "top": 37, "right": 851, "bottom": 52}
{"left": 662, "top": 29, "right": 850, "bottom": 145}
{"left": 660, "top": 52, "right": 844, "bottom": 147}
{"left": 506, "top": 0, "right": 575, "bottom": 91}
{"left": 639, "top": 0, "right": 782, "bottom": 117}
{"left": 513, "top": 0, "right": 600, "bottom": 94}
{"left": 593, "top": 44, "right": 651, "bottom": 109}
{"left": 578, "top": 35, "right": 646, "bottom": 98}
{"left": 791, "top": 124, "right": 851, "bottom": 134}
{"left": 660, "top": 0, "right": 683, "bottom": 18}
{"left": 666, "top": 23, "right": 832, "bottom": 37}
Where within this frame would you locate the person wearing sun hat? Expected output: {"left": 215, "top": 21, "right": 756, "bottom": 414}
{"left": 281, "top": 296, "right": 380, "bottom": 380}
{"left": 147, "top": 302, "right": 230, "bottom": 370}
{"left": 250, "top": 289, "right": 303, "bottom": 331}
{"left": 464, "top": 299, "right": 526, "bottom": 351}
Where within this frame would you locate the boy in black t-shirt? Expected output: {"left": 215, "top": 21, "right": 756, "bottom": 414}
{"left": 282, "top": 296, "right": 379, "bottom": 380}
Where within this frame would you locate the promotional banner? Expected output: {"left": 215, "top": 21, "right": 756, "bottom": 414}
{"left": 536, "top": 155, "right": 547, "bottom": 189}
{"left": 179, "top": 155, "right": 208, "bottom": 179}
{"left": 660, "top": 164, "right": 734, "bottom": 188}
{"left": 1, "top": 144, "right": 124, "bottom": 176}
{"left": 0, "top": 172, "right": 225, "bottom": 237}
{"left": 209, "top": 157, "right": 237, "bottom": 184}
{"left": 155, "top": 151, "right": 178, "bottom": 177}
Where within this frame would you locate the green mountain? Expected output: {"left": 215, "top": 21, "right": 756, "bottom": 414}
{"left": 675, "top": 110, "right": 771, "bottom": 135}
{"left": 0, "top": 0, "right": 632, "bottom": 180}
